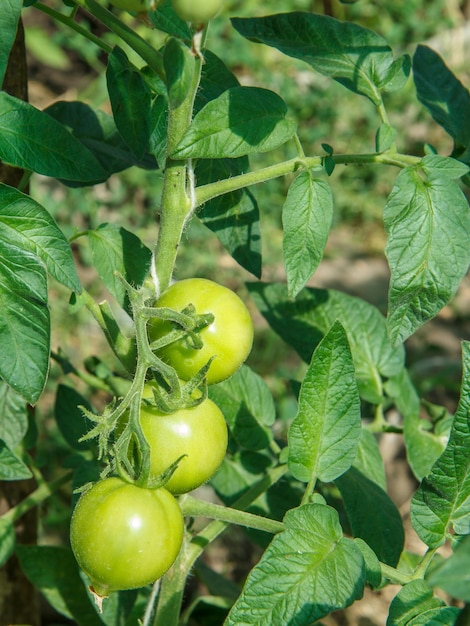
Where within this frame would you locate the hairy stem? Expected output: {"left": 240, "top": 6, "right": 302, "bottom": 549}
{"left": 180, "top": 496, "right": 285, "bottom": 534}
{"left": 195, "top": 151, "right": 421, "bottom": 208}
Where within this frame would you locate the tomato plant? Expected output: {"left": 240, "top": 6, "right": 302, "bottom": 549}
{"left": 70, "top": 477, "right": 184, "bottom": 597}
{"left": 149, "top": 278, "right": 254, "bottom": 384}
{"left": 1, "top": 1, "right": 470, "bottom": 625}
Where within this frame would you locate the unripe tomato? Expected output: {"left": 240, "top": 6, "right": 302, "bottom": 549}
{"left": 149, "top": 278, "right": 254, "bottom": 384}
{"left": 171, "top": 0, "right": 223, "bottom": 24}
{"left": 138, "top": 382, "right": 228, "bottom": 494}
{"left": 70, "top": 478, "right": 184, "bottom": 597}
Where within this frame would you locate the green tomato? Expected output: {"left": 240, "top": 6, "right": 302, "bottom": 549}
{"left": 138, "top": 382, "right": 228, "bottom": 494}
{"left": 149, "top": 278, "right": 254, "bottom": 384}
{"left": 70, "top": 478, "right": 184, "bottom": 597}
{"left": 171, "top": 0, "right": 223, "bottom": 24}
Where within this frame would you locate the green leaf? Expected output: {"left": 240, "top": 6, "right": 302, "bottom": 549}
{"left": 196, "top": 157, "right": 262, "bottom": 278}
{"left": 0, "top": 380, "right": 29, "bottom": 450}
{"left": 211, "top": 450, "right": 273, "bottom": 504}
{"left": 211, "top": 452, "right": 304, "bottom": 549}
{"left": 387, "top": 579, "right": 460, "bottom": 626}
{"left": 225, "top": 504, "right": 365, "bottom": 625}
{"left": 385, "top": 368, "right": 451, "bottom": 481}
{"left": 0, "top": 439, "right": 32, "bottom": 479}
{"left": 353, "top": 428, "right": 387, "bottom": 490}
{"left": 0, "top": 184, "right": 81, "bottom": 292}
{"left": 376, "top": 124, "right": 397, "bottom": 153}
{"left": 87, "top": 223, "right": 152, "bottom": 308}
{"left": 420, "top": 155, "right": 469, "bottom": 179}
{"left": 384, "top": 166, "right": 470, "bottom": 345}
{"left": 427, "top": 535, "right": 470, "bottom": 602}
{"left": 196, "top": 50, "right": 241, "bottom": 110}
{"left": 0, "top": 0, "right": 22, "bottom": 88}
{"left": 0, "top": 92, "right": 108, "bottom": 181}
{"left": 148, "top": 0, "right": 192, "bottom": 40}
{"left": 45, "top": 101, "right": 157, "bottom": 183}
{"left": 353, "top": 538, "right": 382, "bottom": 589}
{"left": 0, "top": 243, "right": 49, "bottom": 403}
{"left": 411, "top": 341, "right": 470, "bottom": 547}
{"left": 231, "top": 13, "right": 410, "bottom": 105}
{"left": 248, "top": 282, "right": 404, "bottom": 403}
{"left": 55, "top": 385, "right": 94, "bottom": 451}
{"left": 106, "top": 46, "right": 152, "bottom": 160}
{"left": 149, "top": 95, "right": 168, "bottom": 170}
{"left": 171, "top": 87, "right": 296, "bottom": 159}
{"left": 413, "top": 45, "right": 470, "bottom": 164}
{"left": 209, "top": 365, "right": 274, "bottom": 451}
{"left": 0, "top": 517, "right": 15, "bottom": 567}
{"left": 16, "top": 545, "right": 105, "bottom": 626}
{"left": 288, "top": 321, "right": 361, "bottom": 483}
{"left": 336, "top": 466, "right": 404, "bottom": 566}
{"left": 163, "top": 38, "right": 195, "bottom": 110}
{"left": 404, "top": 412, "right": 450, "bottom": 483}
{"left": 282, "top": 172, "right": 333, "bottom": 297}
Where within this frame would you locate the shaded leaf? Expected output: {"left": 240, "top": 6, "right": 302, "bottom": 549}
{"left": 106, "top": 46, "right": 152, "bottom": 160}
{"left": 0, "top": 0, "right": 22, "bottom": 88}
{"left": 171, "top": 87, "right": 296, "bottom": 159}
{"left": 0, "top": 92, "right": 107, "bottom": 181}
{"left": 209, "top": 365, "right": 274, "bottom": 451}
{"left": 288, "top": 321, "right": 361, "bottom": 483}
{"left": 336, "top": 466, "right": 404, "bottom": 566}
{"left": 225, "top": 504, "right": 365, "bottom": 626}
{"left": 196, "top": 158, "right": 261, "bottom": 278}
{"left": 248, "top": 282, "right": 404, "bottom": 403}
{"left": 16, "top": 545, "right": 105, "bottom": 626}
{"left": 55, "top": 385, "right": 94, "bottom": 451}
{"left": 282, "top": 172, "right": 333, "bottom": 297}
{"left": 411, "top": 341, "right": 470, "bottom": 547}
{"left": 413, "top": 45, "right": 470, "bottom": 165}
{"left": 45, "top": 101, "right": 157, "bottom": 183}
{"left": 232, "top": 13, "right": 410, "bottom": 105}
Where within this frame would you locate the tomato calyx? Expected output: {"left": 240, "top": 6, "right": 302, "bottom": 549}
{"left": 147, "top": 303, "right": 214, "bottom": 352}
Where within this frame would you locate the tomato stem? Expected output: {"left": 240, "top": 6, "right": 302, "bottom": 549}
{"left": 194, "top": 151, "right": 422, "bottom": 208}
{"left": 71, "top": 0, "right": 166, "bottom": 79}
{"left": 180, "top": 496, "right": 285, "bottom": 534}
{"left": 1, "top": 472, "right": 73, "bottom": 525}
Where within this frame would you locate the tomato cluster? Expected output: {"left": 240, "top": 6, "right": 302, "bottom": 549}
{"left": 71, "top": 279, "right": 253, "bottom": 597}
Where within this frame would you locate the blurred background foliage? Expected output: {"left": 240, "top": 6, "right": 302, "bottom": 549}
{"left": 23, "top": 0, "right": 470, "bottom": 550}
